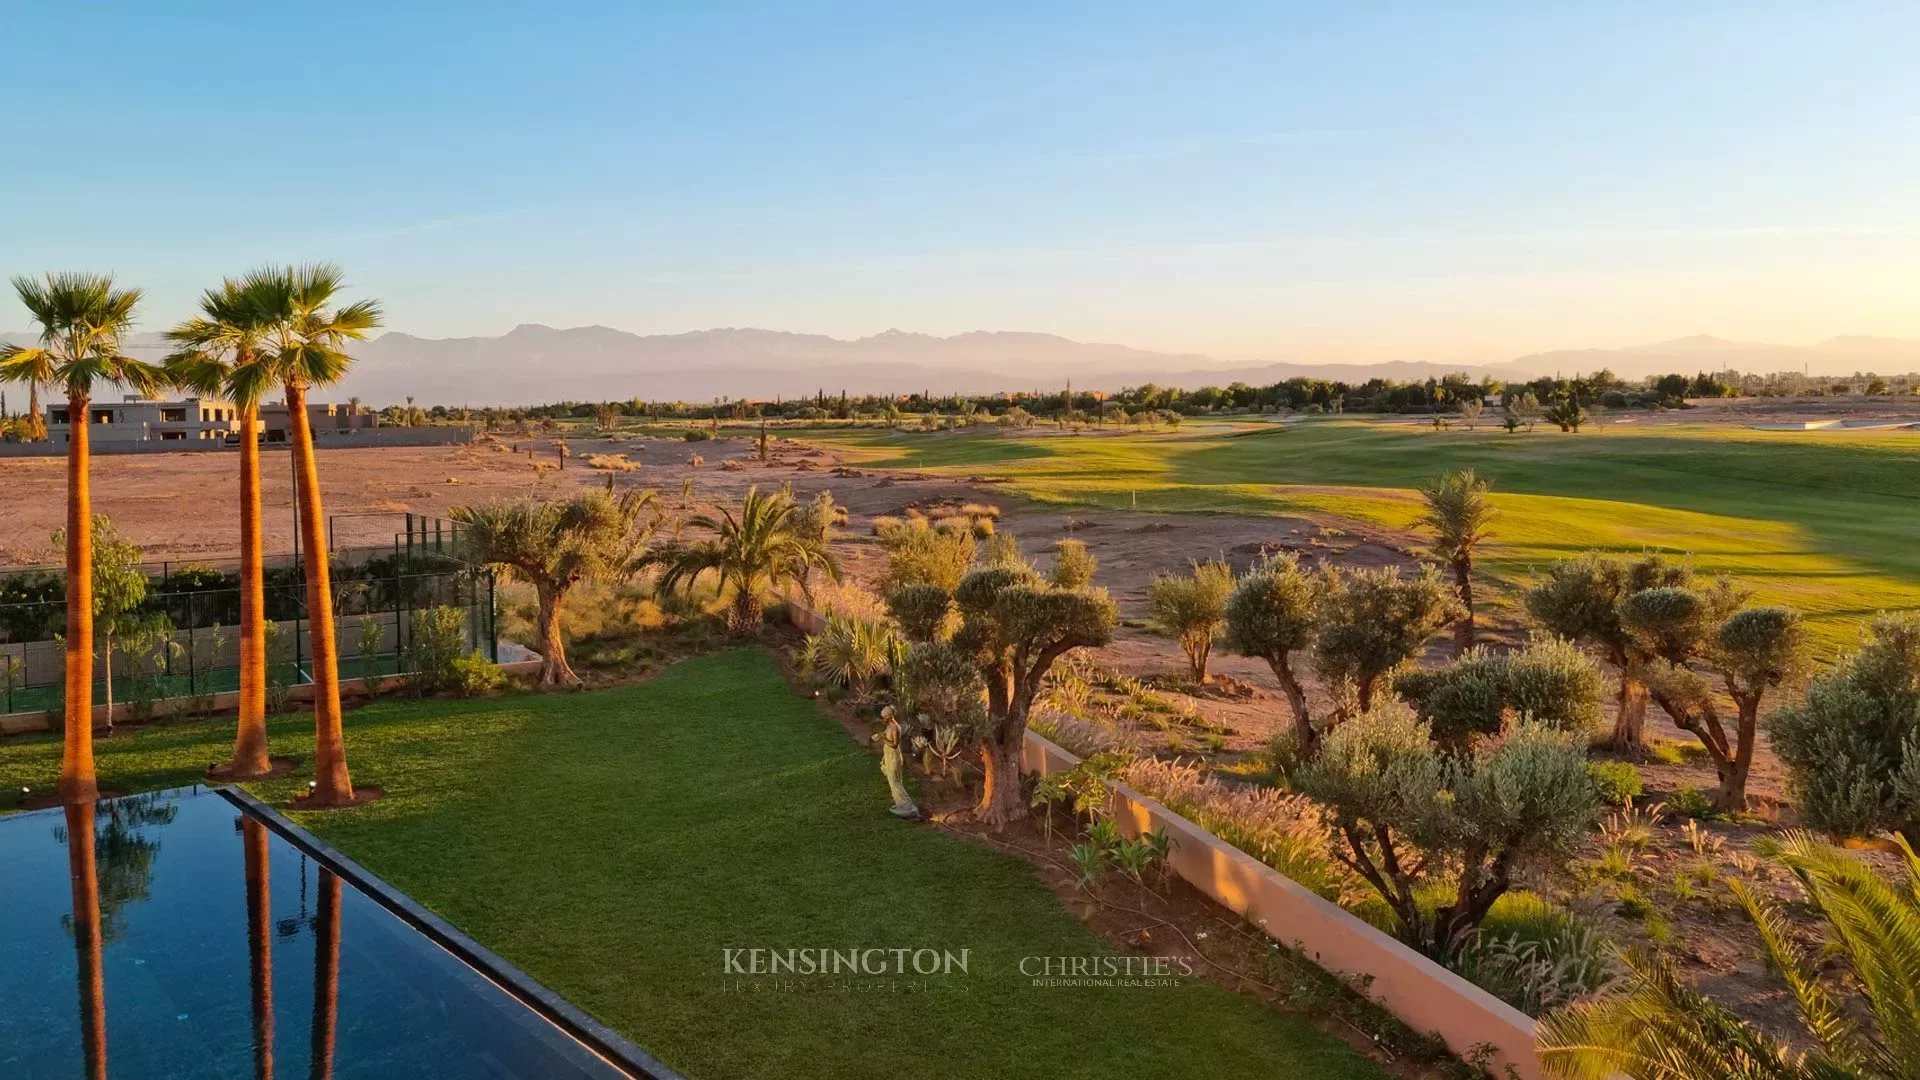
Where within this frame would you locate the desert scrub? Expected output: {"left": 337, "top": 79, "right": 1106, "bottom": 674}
{"left": 1116, "top": 756, "right": 1355, "bottom": 903}
{"left": 1029, "top": 709, "right": 1135, "bottom": 757}
{"left": 585, "top": 453, "right": 639, "bottom": 471}
{"left": 1587, "top": 760, "right": 1644, "bottom": 805}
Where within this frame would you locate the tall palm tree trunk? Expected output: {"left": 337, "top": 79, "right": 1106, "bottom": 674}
{"left": 243, "top": 816, "right": 275, "bottom": 1080}
{"left": 65, "top": 801, "right": 108, "bottom": 1080}
{"left": 62, "top": 391, "right": 98, "bottom": 803}
{"left": 287, "top": 384, "right": 353, "bottom": 804}
{"left": 226, "top": 404, "right": 272, "bottom": 776}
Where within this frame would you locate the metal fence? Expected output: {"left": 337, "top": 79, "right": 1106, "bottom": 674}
{"left": 0, "top": 515, "right": 496, "bottom": 715}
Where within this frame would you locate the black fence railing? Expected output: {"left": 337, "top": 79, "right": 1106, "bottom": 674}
{"left": 0, "top": 516, "right": 497, "bottom": 715}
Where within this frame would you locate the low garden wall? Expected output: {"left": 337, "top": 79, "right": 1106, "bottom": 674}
{"left": 1021, "top": 731, "right": 1547, "bottom": 1080}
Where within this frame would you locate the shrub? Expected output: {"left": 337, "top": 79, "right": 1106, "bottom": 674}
{"left": 1048, "top": 539, "right": 1097, "bottom": 590}
{"left": 585, "top": 453, "right": 638, "bottom": 472}
{"left": 406, "top": 605, "right": 470, "bottom": 693}
{"left": 1394, "top": 635, "right": 1605, "bottom": 750}
{"left": 1146, "top": 559, "right": 1236, "bottom": 682}
{"left": 1665, "top": 783, "right": 1714, "bottom": 819}
{"left": 1768, "top": 613, "right": 1920, "bottom": 843}
{"left": 682, "top": 429, "right": 712, "bottom": 442}
{"left": 878, "top": 520, "right": 977, "bottom": 593}
{"left": 450, "top": 650, "right": 509, "bottom": 696}
{"left": 1587, "top": 761, "right": 1644, "bottom": 805}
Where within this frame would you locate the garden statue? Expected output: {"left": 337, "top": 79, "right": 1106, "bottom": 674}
{"left": 878, "top": 707, "right": 920, "bottom": 819}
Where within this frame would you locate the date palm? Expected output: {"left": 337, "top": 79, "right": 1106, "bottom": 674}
{"left": 257, "top": 265, "right": 383, "bottom": 807}
{"left": 0, "top": 273, "right": 160, "bottom": 802}
{"left": 1416, "top": 469, "right": 1497, "bottom": 651}
{"left": 165, "top": 271, "right": 285, "bottom": 778}
{"left": 645, "top": 486, "right": 840, "bottom": 634}
{"left": 1539, "top": 831, "right": 1920, "bottom": 1080}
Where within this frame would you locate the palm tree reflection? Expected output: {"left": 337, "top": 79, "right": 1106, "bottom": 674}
{"left": 310, "top": 868, "right": 342, "bottom": 1080}
{"left": 63, "top": 801, "right": 107, "bottom": 1080}
{"left": 243, "top": 816, "right": 275, "bottom": 1080}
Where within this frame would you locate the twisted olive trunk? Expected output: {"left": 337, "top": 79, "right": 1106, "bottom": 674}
{"left": 288, "top": 383, "right": 354, "bottom": 805}
{"left": 534, "top": 580, "right": 578, "bottom": 685}
{"left": 227, "top": 402, "right": 272, "bottom": 776}
{"left": 1605, "top": 665, "right": 1649, "bottom": 753}
{"left": 1263, "top": 654, "right": 1316, "bottom": 755}
{"left": 975, "top": 660, "right": 1025, "bottom": 826}
{"left": 61, "top": 389, "right": 98, "bottom": 803}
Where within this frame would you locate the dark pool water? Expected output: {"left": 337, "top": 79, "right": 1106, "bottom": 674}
{"left": 0, "top": 787, "right": 635, "bottom": 1079}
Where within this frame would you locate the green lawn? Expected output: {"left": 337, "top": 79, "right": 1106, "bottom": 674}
{"left": 810, "top": 419, "right": 1920, "bottom": 655}
{"left": 0, "top": 651, "right": 1382, "bottom": 1080}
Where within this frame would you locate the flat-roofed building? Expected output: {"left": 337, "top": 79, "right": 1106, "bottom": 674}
{"left": 47, "top": 395, "right": 251, "bottom": 444}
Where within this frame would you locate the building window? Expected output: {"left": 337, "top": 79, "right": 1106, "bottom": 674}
{"left": 91, "top": 409, "right": 114, "bottom": 424}
{"left": 160, "top": 431, "right": 186, "bottom": 441}
{"left": 162, "top": 408, "right": 187, "bottom": 422}
{"left": 50, "top": 410, "right": 68, "bottom": 425}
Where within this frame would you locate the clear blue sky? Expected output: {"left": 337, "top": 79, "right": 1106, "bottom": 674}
{"left": 4, "top": 2, "right": 1917, "bottom": 362}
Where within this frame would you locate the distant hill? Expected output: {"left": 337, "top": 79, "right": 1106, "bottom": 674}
{"left": 6, "top": 326, "right": 1917, "bottom": 405}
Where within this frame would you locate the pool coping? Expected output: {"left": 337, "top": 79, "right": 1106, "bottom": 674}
{"left": 221, "top": 786, "right": 686, "bottom": 1080}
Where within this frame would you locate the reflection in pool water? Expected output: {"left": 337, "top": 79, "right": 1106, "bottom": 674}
{"left": 1, "top": 787, "right": 640, "bottom": 1079}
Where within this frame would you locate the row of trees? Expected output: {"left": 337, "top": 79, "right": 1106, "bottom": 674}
{"left": 1, "top": 267, "right": 380, "bottom": 806}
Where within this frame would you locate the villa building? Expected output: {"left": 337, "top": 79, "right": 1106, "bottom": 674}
{"left": 47, "top": 395, "right": 252, "bottom": 444}
{"left": 44, "top": 396, "right": 378, "bottom": 446}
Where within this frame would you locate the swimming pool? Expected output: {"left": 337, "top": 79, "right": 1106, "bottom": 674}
{"left": 0, "top": 786, "right": 678, "bottom": 1079}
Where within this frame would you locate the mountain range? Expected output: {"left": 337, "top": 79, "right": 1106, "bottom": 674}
{"left": 10, "top": 326, "right": 1919, "bottom": 405}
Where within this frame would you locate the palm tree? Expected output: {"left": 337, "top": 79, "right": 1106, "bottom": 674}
{"left": 1416, "top": 469, "right": 1497, "bottom": 650}
{"left": 165, "top": 271, "right": 284, "bottom": 779}
{"left": 1539, "top": 831, "right": 1920, "bottom": 1080}
{"left": 452, "top": 490, "right": 659, "bottom": 685}
{"left": 646, "top": 486, "right": 840, "bottom": 634}
{"left": 259, "top": 265, "right": 383, "bottom": 807}
{"left": 0, "top": 274, "right": 159, "bottom": 803}
{"left": 0, "top": 343, "right": 53, "bottom": 440}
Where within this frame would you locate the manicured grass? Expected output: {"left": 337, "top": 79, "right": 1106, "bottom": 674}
{"left": 810, "top": 420, "right": 1920, "bottom": 654}
{"left": 0, "top": 651, "right": 1382, "bottom": 1080}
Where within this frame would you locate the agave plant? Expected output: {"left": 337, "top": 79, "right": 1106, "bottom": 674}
{"left": 1539, "top": 830, "right": 1920, "bottom": 1079}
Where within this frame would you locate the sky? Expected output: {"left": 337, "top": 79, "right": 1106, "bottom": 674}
{"left": 3, "top": 2, "right": 1918, "bottom": 365}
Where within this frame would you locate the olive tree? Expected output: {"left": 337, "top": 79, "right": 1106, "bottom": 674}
{"left": 454, "top": 489, "right": 659, "bottom": 684}
{"left": 1415, "top": 469, "right": 1497, "bottom": 650}
{"left": 1394, "top": 634, "right": 1606, "bottom": 752}
{"left": 1294, "top": 708, "right": 1600, "bottom": 959}
{"left": 949, "top": 566, "right": 1116, "bottom": 825}
{"left": 1048, "top": 539, "right": 1097, "bottom": 590}
{"left": 1147, "top": 558, "right": 1235, "bottom": 682}
{"left": 1769, "top": 614, "right": 1920, "bottom": 844}
{"left": 1312, "top": 565, "right": 1463, "bottom": 714}
{"left": 1619, "top": 581, "right": 1794, "bottom": 812}
{"left": 1224, "top": 554, "right": 1322, "bottom": 752}
{"left": 1524, "top": 552, "right": 1693, "bottom": 751}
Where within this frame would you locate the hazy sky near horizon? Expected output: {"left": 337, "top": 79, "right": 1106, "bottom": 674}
{"left": 3, "top": 2, "right": 1918, "bottom": 365}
